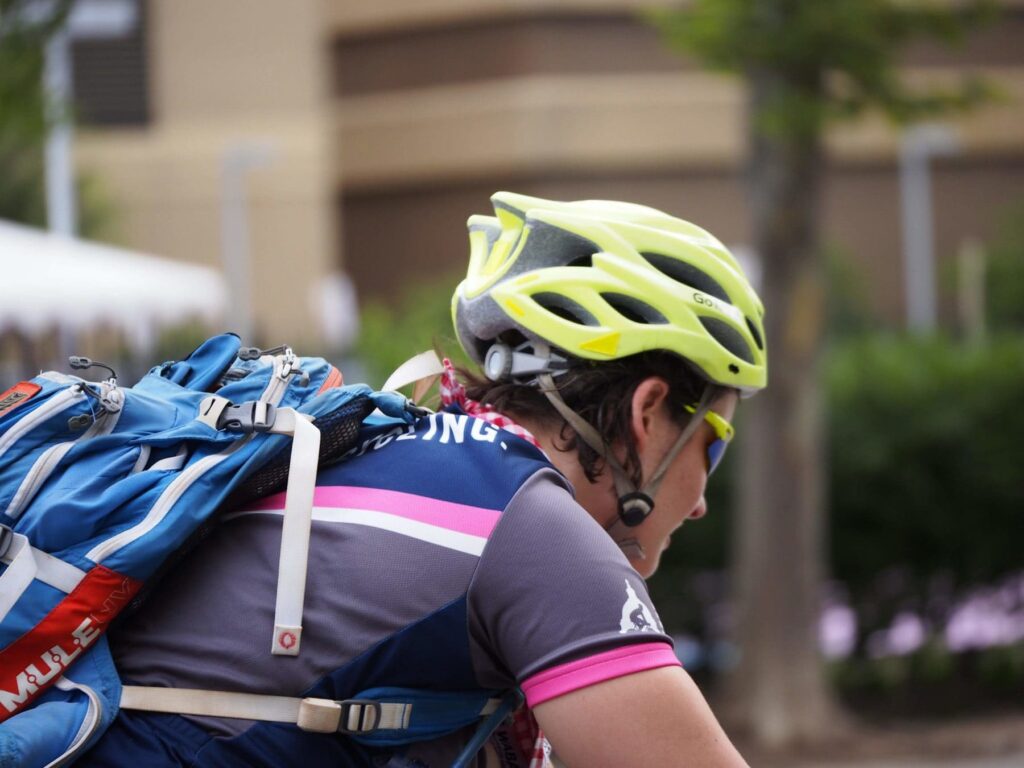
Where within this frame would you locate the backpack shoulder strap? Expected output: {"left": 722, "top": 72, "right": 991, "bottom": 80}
{"left": 381, "top": 351, "right": 444, "bottom": 404}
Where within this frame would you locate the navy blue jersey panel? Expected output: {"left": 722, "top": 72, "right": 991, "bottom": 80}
{"left": 320, "top": 407, "right": 556, "bottom": 511}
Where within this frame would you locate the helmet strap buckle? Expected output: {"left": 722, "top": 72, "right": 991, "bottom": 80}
{"left": 617, "top": 491, "right": 654, "bottom": 527}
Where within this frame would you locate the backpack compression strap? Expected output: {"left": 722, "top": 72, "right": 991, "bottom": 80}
{"left": 198, "top": 398, "right": 321, "bottom": 656}
{"left": 266, "top": 409, "right": 320, "bottom": 656}
{"left": 119, "top": 684, "right": 518, "bottom": 751}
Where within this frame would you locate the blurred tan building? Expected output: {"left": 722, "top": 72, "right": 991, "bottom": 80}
{"left": 75, "top": 0, "right": 337, "bottom": 348}
{"left": 74, "top": 0, "right": 1024, "bottom": 341}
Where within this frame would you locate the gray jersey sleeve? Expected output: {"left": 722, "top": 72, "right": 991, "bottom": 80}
{"left": 467, "top": 470, "right": 675, "bottom": 692}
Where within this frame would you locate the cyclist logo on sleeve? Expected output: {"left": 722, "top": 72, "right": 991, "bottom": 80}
{"left": 618, "top": 579, "right": 662, "bottom": 634}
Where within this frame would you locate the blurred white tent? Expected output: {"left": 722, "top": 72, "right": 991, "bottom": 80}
{"left": 0, "top": 219, "right": 225, "bottom": 351}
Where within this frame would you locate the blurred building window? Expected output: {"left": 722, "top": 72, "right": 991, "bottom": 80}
{"left": 71, "top": 0, "right": 149, "bottom": 126}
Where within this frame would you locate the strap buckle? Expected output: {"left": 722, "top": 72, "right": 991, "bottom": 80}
{"left": 337, "top": 699, "right": 383, "bottom": 734}
{"left": 0, "top": 524, "right": 13, "bottom": 559}
{"left": 217, "top": 401, "right": 277, "bottom": 433}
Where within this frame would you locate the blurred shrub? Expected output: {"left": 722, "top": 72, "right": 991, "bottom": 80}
{"left": 986, "top": 197, "right": 1024, "bottom": 331}
{"left": 835, "top": 641, "right": 1024, "bottom": 716}
{"left": 153, "top": 321, "right": 217, "bottom": 366}
{"left": 355, "top": 274, "right": 471, "bottom": 388}
{"left": 0, "top": 1, "right": 114, "bottom": 238}
{"left": 827, "top": 334, "right": 1024, "bottom": 654}
{"left": 826, "top": 245, "right": 880, "bottom": 339}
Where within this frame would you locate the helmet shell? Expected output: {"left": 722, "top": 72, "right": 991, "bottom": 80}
{"left": 452, "top": 192, "right": 767, "bottom": 394}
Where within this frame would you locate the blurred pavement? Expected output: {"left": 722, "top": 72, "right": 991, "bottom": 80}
{"left": 835, "top": 756, "right": 1024, "bottom": 768}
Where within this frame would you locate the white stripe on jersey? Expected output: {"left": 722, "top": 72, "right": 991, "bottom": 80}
{"left": 223, "top": 507, "right": 488, "bottom": 557}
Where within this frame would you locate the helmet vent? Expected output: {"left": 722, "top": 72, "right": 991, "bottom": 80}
{"left": 522, "top": 220, "right": 599, "bottom": 273}
{"left": 699, "top": 317, "right": 755, "bottom": 364}
{"left": 532, "top": 292, "right": 599, "bottom": 326}
{"left": 567, "top": 254, "right": 593, "bottom": 269}
{"left": 745, "top": 316, "right": 764, "bottom": 351}
{"left": 641, "top": 252, "right": 731, "bottom": 303}
{"left": 600, "top": 293, "right": 667, "bottom": 325}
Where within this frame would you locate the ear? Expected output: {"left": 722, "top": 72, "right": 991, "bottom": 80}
{"left": 629, "top": 377, "right": 671, "bottom": 454}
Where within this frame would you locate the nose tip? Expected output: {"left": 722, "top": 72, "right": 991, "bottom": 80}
{"left": 689, "top": 497, "right": 708, "bottom": 520}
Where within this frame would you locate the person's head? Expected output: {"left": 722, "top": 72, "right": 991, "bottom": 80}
{"left": 452, "top": 192, "right": 766, "bottom": 576}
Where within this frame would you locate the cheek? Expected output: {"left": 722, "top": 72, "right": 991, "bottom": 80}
{"left": 668, "top": 456, "right": 707, "bottom": 506}
{"left": 655, "top": 483, "right": 705, "bottom": 528}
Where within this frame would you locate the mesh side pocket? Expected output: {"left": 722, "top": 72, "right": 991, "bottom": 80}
{"left": 227, "top": 395, "right": 376, "bottom": 507}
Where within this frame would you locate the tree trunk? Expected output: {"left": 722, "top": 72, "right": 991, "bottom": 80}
{"left": 723, "top": 65, "right": 842, "bottom": 747}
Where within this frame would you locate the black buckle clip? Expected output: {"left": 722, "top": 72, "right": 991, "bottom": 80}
{"left": 217, "top": 401, "right": 277, "bottom": 433}
{"left": 0, "top": 524, "right": 13, "bottom": 560}
{"left": 336, "top": 699, "right": 382, "bottom": 734}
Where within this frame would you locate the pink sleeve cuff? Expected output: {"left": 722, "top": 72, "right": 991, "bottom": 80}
{"left": 520, "top": 642, "right": 681, "bottom": 708}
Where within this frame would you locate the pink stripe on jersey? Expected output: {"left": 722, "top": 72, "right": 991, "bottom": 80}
{"left": 249, "top": 485, "right": 502, "bottom": 539}
{"left": 520, "top": 642, "right": 681, "bottom": 708}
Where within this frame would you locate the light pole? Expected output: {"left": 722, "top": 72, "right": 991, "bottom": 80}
{"left": 221, "top": 142, "right": 276, "bottom": 344}
{"left": 899, "top": 123, "right": 959, "bottom": 333}
{"left": 42, "top": 0, "right": 138, "bottom": 236}
{"left": 43, "top": 22, "right": 74, "bottom": 235}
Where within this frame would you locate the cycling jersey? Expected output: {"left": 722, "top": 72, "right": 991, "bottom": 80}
{"left": 79, "top": 409, "right": 680, "bottom": 766}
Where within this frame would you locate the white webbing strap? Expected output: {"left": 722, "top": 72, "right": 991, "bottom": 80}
{"left": 119, "top": 686, "right": 372, "bottom": 734}
{"left": 381, "top": 350, "right": 444, "bottom": 404}
{"left": 0, "top": 530, "right": 86, "bottom": 621}
{"left": 197, "top": 395, "right": 231, "bottom": 430}
{"left": 265, "top": 408, "right": 321, "bottom": 656}
{"left": 119, "top": 686, "right": 500, "bottom": 735}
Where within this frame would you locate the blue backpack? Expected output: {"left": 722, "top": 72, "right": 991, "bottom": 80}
{"left": 0, "top": 334, "right": 517, "bottom": 767}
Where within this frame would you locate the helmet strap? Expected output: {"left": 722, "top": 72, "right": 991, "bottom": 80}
{"left": 537, "top": 374, "right": 716, "bottom": 538}
{"left": 633, "top": 385, "right": 715, "bottom": 510}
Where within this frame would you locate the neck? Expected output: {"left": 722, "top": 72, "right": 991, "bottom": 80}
{"left": 516, "top": 413, "right": 619, "bottom": 528}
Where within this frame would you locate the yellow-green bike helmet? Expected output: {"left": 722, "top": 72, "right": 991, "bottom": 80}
{"left": 452, "top": 191, "right": 767, "bottom": 394}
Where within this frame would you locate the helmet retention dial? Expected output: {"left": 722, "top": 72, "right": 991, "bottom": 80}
{"left": 483, "top": 342, "right": 569, "bottom": 382}
{"left": 617, "top": 491, "right": 655, "bottom": 527}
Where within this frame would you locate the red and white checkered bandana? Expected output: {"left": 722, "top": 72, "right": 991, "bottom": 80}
{"left": 439, "top": 359, "right": 545, "bottom": 454}
{"left": 511, "top": 705, "right": 554, "bottom": 768}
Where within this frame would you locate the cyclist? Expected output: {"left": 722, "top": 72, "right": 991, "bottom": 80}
{"left": 80, "top": 192, "right": 764, "bottom": 767}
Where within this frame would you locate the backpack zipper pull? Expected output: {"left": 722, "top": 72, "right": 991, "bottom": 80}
{"left": 68, "top": 357, "right": 122, "bottom": 414}
{"left": 68, "top": 356, "right": 118, "bottom": 385}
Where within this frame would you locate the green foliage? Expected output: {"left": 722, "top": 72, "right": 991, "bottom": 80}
{"left": 827, "top": 334, "right": 1024, "bottom": 586}
{"left": 0, "top": 0, "right": 66, "bottom": 225}
{"left": 648, "top": 0, "right": 998, "bottom": 139}
{"left": 827, "top": 334, "right": 1024, "bottom": 657}
{"left": 0, "top": 1, "right": 68, "bottom": 137}
{"left": 826, "top": 245, "right": 880, "bottom": 339}
{"left": 355, "top": 274, "right": 472, "bottom": 389}
{"left": 153, "top": 321, "right": 217, "bottom": 366}
{"left": 76, "top": 171, "right": 119, "bottom": 241}
{"left": 985, "top": 197, "right": 1024, "bottom": 331}
{"left": 835, "top": 641, "right": 1024, "bottom": 714}
{"left": 0, "top": 0, "right": 113, "bottom": 236}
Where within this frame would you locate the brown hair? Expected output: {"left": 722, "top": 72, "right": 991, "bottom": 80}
{"left": 461, "top": 351, "right": 716, "bottom": 485}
